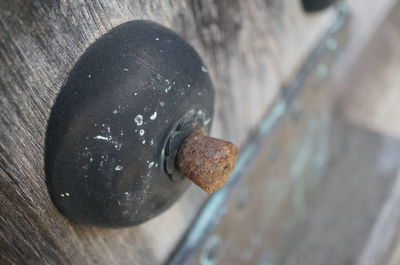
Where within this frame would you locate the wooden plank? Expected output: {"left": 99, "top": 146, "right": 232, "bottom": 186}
{"left": 0, "top": 1, "right": 333, "bottom": 264}
{"left": 342, "top": 1, "right": 400, "bottom": 138}
{"left": 281, "top": 3, "right": 400, "bottom": 263}
{"left": 333, "top": 0, "right": 397, "bottom": 79}
{"left": 387, "top": 229, "right": 400, "bottom": 265}
{"left": 282, "top": 117, "right": 400, "bottom": 265}
{"left": 356, "top": 171, "right": 400, "bottom": 265}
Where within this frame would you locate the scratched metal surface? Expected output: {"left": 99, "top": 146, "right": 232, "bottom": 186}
{"left": 167, "top": 3, "right": 349, "bottom": 265}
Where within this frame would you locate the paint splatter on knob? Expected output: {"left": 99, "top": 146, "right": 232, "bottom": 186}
{"left": 176, "top": 132, "right": 238, "bottom": 193}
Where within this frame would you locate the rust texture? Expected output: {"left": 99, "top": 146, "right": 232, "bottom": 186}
{"left": 176, "top": 132, "right": 238, "bottom": 193}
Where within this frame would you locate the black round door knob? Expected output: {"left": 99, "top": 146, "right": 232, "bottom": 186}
{"left": 45, "top": 20, "right": 237, "bottom": 227}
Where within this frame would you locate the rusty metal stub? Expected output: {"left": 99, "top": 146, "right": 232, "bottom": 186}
{"left": 176, "top": 132, "right": 238, "bottom": 193}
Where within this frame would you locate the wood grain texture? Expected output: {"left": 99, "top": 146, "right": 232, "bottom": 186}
{"left": 0, "top": 0, "right": 333, "bottom": 264}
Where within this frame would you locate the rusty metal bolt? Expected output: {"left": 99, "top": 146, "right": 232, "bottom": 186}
{"left": 176, "top": 132, "right": 238, "bottom": 193}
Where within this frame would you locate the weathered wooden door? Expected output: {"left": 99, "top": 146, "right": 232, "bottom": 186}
{"left": 1, "top": 0, "right": 341, "bottom": 264}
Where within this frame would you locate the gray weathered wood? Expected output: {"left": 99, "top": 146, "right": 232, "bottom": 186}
{"left": 0, "top": 0, "right": 333, "bottom": 264}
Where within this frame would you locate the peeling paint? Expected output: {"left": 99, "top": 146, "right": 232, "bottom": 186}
{"left": 94, "top": 135, "right": 109, "bottom": 141}
{"left": 135, "top": 115, "right": 143, "bottom": 126}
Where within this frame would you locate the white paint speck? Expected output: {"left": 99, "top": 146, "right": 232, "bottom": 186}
{"left": 159, "top": 101, "right": 165, "bottom": 107}
{"left": 60, "top": 193, "right": 65, "bottom": 197}
{"left": 198, "top": 92, "right": 202, "bottom": 96}
{"left": 201, "top": 65, "right": 208, "bottom": 72}
{"left": 115, "top": 143, "right": 122, "bottom": 150}
{"left": 148, "top": 162, "right": 154, "bottom": 168}
{"left": 134, "top": 92, "right": 138, "bottom": 96}
{"left": 65, "top": 192, "right": 70, "bottom": 197}
{"left": 112, "top": 109, "right": 118, "bottom": 114}
{"left": 123, "top": 68, "right": 129, "bottom": 71}
{"left": 150, "top": 112, "right": 157, "bottom": 120}
{"left": 135, "top": 115, "right": 143, "bottom": 126}
{"left": 115, "top": 165, "right": 123, "bottom": 171}
{"left": 187, "top": 84, "right": 191, "bottom": 88}
{"left": 150, "top": 139, "right": 154, "bottom": 145}
{"left": 142, "top": 140, "right": 146, "bottom": 144}
{"left": 94, "top": 135, "right": 109, "bottom": 141}
{"left": 156, "top": 37, "right": 159, "bottom": 41}
{"left": 139, "top": 129, "right": 145, "bottom": 136}
{"left": 88, "top": 74, "right": 92, "bottom": 78}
